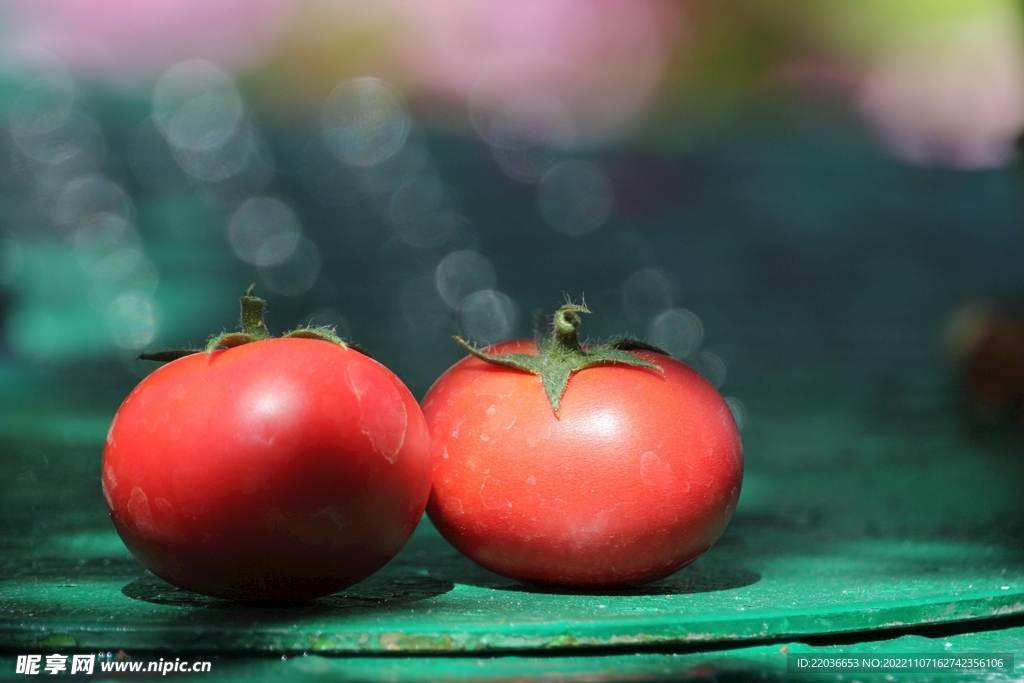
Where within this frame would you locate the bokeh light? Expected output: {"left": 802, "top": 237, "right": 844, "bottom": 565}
{"left": 435, "top": 250, "right": 497, "bottom": 308}
{"left": 9, "top": 68, "right": 82, "bottom": 165}
{"left": 107, "top": 293, "right": 159, "bottom": 350}
{"left": 458, "top": 290, "right": 519, "bottom": 345}
{"left": 226, "top": 197, "right": 302, "bottom": 267}
{"left": 689, "top": 351, "right": 727, "bottom": 389}
{"left": 9, "top": 68, "right": 75, "bottom": 143}
{"left": 257, "top": 237, "right": 321, "bottom": 296}
{"left": 321, "top": 78, "right": 411, "bottom": 168}
{"left": 648, "top": 308, "right": 704, "bottom": 360}
{"left": 149, "top": 61, "right": 278, "bottom": 189}
{"left": 482, "top": 94, "right": 573, "bottom": 182}
{"left": 153, "top": 60, "right": 244, "bottom": 153}
{"left": 73, "top": 214, "right": 141, "bottom": 279}
{"left": 724, "top": 396, "right": 747, "bottom": 431}
{"left": 54, "top": 175, "right": 133, "bottom": 235}
{"left": 90, "top": 252, "right": 159, "bottom": 307}
{"left": 18, "top": 114, "right": 106, "bottom": 192}
{"left": 622, "top": 267, "right": 675, "bottom": 324}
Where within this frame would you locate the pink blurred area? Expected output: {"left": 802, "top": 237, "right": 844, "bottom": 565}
{"left": 856, "top": 15, "right": 1024, "bottom": 170}
{"left": 3, "top": 0, "right": 681, "bottom": 148}
{"left": 6, "top": 0, "right": 1023, "bottom": 170}
{"left": 2, "top": 0, "right": 297, "bottom": 80}
{"left": 392, "top": 0, "right": 682, "bottom": 146}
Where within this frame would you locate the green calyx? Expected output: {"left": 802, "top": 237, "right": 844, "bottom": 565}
{"left": 455, "top": 303, "right": 664, "bottom": 413}
{"left": 138, "top": 285, "right": 349, "bottom": 362}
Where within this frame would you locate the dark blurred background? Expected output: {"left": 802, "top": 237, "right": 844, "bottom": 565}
{"left": 1, "top": 0, "right": 1023, "bottom": 436}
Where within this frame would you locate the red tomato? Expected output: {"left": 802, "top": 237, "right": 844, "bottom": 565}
{"left": 102, "top": 338, "right": 431, "bottom": 602}
{"left": 422, "top": 338, "right": 743, "bottom": 589}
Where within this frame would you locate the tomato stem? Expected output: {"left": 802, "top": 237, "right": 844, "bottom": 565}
{"left": 454, "top": 302, "right": 664, "bottom": 414}
{"left": 550, "top": 304, "right": 586, "bottom": 354}
{"left": 139, "top": 286, "right": 354, "bottom": 362}
{"left": 239, "top": 284, "right": 271, "bottom": 341}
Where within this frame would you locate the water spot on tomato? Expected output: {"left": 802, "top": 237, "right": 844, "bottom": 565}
{"left": 441, "top": 447, "right": 450, "bottom": 459}
{"left": 128, "top": 487, "right": 153, "bottom": 528}
{"left": 154, "top": 498, "right": 174, "bottom": 517}
{"left": 485, "top": 405, "right": 496, "bottom": 415}
{"left": 128, "top": 489, "right": 185, "bottom": 543}
{"left": 640, "top": 451, "right": 672, "bottom": 489}
{"left": 449, "top": 498, "right": 463, "bottom": 515}
{"left": 153, "top": 498, "right": 186, "bottom": 542}
{"left": 345, "top": 362, "right": 407, "bottom": 464}
{"left": 101, "top": 470, "right": 115, "bottom": 508}
{"left": 480, "top": 434, "right": 490, "bottom": 442}
{"left": 471, "top": 377, "right": 516, "bottom": 400}
{"left": 105, "top": 413, "right": 117, "bottom": 446}
{"left": 169, "top": 384, "right": 186, "bottom": 400}
{"left": 526, "top": 475, "right": 536, "bottom": 485}
{"left": 480, "top": 475, "right": 503, "bottom": 510}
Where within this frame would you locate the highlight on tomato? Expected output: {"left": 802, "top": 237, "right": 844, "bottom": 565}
{"left": 422, "top": 302, "right": 743, "bottom": 590}
{"left": 102, "top": 287, "right": 431, "bottom": 602}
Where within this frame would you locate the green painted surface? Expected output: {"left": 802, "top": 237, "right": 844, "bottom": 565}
{"left": 2, "top": 382, "right": 1023, "bottom": 655}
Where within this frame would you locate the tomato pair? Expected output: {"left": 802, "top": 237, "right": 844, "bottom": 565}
{"left": 103, "top": 290, "right": 742, "bottom": 601}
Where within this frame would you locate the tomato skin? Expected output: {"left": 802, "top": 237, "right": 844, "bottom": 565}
{"left": 423, "top": 340, "right": 742, "bottom": 589}
{"left": 102, "top": 338, "right": 430, "bottom": 602}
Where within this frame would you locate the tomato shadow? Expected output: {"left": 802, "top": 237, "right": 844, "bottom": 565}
{"left": 501, "top": 563, "right": 761, "bottom": 597}
{"left": 423, "top": 546, "right": 761, "bottom": 597}
{"left": 120, "top": 570, "right": 455, "bottom": 617}
{"left": 394, "top": 517, "right": 763, "bottom": 597}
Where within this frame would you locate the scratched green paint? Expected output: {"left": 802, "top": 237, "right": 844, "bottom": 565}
{"left": 1, "top": 626, "right": 1022, "bottom": 682}
{"left": 129, "top": 628, "right": 1024, "bottom": 683}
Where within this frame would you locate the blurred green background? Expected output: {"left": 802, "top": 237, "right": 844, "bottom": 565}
{"left": 1, "top": 0, "right": 1023, "bottom": 431}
